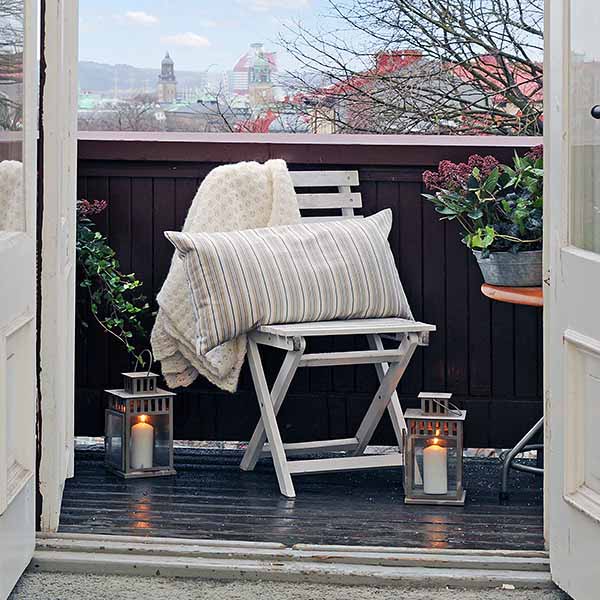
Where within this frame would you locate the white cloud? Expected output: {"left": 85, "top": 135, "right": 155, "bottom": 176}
{"left": 119, "top": 11, "right": 159, "bottom": 26}
{"left": 159, "top": 32, "right": 211, "bottom": 48}
{"left": 243, "top": 0, "right": 309, "bottom": 12}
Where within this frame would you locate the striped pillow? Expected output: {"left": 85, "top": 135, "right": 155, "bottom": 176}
{"left": 165, "top": 209, "right": 413, "bottom": 355}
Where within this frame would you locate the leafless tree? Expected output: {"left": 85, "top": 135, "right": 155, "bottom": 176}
{"left": 0, "top": 0, "right": 24, "bottom": 131}
{"left": 281, "top": 0, "right": 543, "bottom": 135}
{"left": 78, "top": 89, "right": 252, "bottom": 134}
{"left": 0, "top": 0, "right": 23, "bottom": 63}
{"left": 78, "top": 94, "right": 163, "bottom": 132}
{"left": 194, "top": 84, "right": 253, "bottom": 133}
{"left": 76, "top": 112, "right": 96, "bottom": 132}
{"left": 111, "top": 93, "right": 160, "bottom": 131}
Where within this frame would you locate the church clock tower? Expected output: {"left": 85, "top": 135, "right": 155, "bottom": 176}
{"left": 158, "top": 52, "right": 177, "bottom": 104}
{"left": 248, "top": 43, "right": 274, "bottom": 108}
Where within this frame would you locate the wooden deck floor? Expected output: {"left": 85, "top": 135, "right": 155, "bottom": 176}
{"left": 59, "top": 448, "right": 544, "bottom": 551}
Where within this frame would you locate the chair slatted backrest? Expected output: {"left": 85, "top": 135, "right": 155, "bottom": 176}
{"left": 290, "top": 170, "right": 362, "bottom": 223}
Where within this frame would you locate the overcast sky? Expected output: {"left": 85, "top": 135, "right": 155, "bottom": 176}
{"left": 79, "top": 0, "right": 332, "bottom": 72}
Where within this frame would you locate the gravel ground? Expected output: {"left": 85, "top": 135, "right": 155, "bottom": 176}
{"left": 10, "top": 572, "right": 570, "bottom": 600}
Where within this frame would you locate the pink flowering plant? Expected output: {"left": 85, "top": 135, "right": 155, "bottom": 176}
{"left": 423, "top": 146, "right": 543, "bottom": 256}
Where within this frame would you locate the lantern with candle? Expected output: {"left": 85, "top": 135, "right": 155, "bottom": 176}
{"left": 104, "top": 355, "right": 176, "bottom": 479}
{"left": 403, "top": 392, "right": 466, "bottom": 505}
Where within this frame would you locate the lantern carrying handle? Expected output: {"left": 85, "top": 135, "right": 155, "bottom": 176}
{"left": 431, "top": 396, "right": 463, "bottom": 417}
{"left": 134, "top": 349, "right": 154, "bottom": 376}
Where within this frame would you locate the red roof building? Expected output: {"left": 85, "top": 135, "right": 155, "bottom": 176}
{"left": 298, "top": 50, "right": 542, "bottom": 134}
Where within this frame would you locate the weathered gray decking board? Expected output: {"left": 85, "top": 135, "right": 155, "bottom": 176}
{"left": 58, "top": 449, "right": 544, "bottom": 551}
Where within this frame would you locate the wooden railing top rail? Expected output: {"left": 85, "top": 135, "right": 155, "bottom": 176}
{"left": 78, "top": 132, "right": 542, "bottom": 166}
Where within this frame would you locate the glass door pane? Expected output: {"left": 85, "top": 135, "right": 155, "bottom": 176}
{"left": 0, "top": 0, "right": 24, "bottom": 233}
{"left": 570, "top": 1, "right": 600, "bottom": 252}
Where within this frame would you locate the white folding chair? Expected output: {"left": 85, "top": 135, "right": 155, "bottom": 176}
{"left": 240, "top": 170, "right": 435, "bottom": 497}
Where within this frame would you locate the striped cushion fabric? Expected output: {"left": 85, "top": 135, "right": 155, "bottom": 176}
{"left": 165, "top": 209, "right": 413, "bottom": 355}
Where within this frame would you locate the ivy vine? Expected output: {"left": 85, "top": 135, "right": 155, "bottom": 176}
{"left": 76, "top": 199, "right": 150, "bottom": 364}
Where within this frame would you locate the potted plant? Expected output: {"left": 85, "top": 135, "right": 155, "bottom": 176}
{"left": 422, "top": 146, "right": 543, "bottom": 287}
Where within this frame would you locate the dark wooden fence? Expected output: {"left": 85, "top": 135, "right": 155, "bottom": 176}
{"left": 76, "top": 133, "right": 543, "bottom": 448}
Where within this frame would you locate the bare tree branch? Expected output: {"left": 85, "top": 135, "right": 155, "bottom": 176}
{"left": 280, "top": 0, "right": 543, "bottom": 135}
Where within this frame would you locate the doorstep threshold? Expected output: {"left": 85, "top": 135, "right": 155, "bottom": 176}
{"left": 33, "top": 533, "right": 552, "bottom": 590}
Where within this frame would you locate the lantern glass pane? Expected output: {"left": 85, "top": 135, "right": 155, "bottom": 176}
{"left": 410, "top": 433, "right": 459, "bottom": 498}
{"left": 151, "top": 413, "right": 171, "bottom": 468}
{"left": 105, "top": 411, "right": 124, "bottom": 471}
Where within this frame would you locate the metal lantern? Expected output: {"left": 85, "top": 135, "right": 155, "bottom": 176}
{"left": 105, "top": 356, "right": 176, "bottom": 479}
{"left": 403, "top": 392, "right": 466, "bottom": 506}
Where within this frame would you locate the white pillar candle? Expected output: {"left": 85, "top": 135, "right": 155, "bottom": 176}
{"left": 423, "top": 441, "right": 448, "bottom": 495}
{"left": 130, "top": 416, "right": 154, "bottom": 470}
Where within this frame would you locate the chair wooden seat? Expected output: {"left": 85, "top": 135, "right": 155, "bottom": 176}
{"left": 257, "top": 318, "right": 435, "bottom": 338}
{"left": 241, "top": 170, "right": 434, "bottom": 497}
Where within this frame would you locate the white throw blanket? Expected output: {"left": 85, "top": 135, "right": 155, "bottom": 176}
{"left": 151, "top": 159, "right": 301, "bottom": 392}
{"left": 0, "top": 161, "right": 24, "bottom": 232}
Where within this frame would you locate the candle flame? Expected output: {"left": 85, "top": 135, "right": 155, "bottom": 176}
{"left": 139, "top": 414, "right": 148, "bottom": 423}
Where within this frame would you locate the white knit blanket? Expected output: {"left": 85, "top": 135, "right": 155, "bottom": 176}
{"left": 0, "top": 161, "right": 24, "bottom": 231}
{"left": 151, "top": 159, "right": 301, "bottom": 392}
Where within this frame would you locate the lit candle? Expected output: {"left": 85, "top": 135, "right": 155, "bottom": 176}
{"left": 423, "top": 437, "right": 447, "bottom": 495}
{"left": 130, "top": 415, "right": 154, "bottom": 469}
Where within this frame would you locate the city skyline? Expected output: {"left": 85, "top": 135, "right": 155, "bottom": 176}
{"left": 79, "top": 0, "right": 331, "bottom": 73}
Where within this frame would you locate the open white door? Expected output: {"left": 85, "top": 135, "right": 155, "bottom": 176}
{"left": 37, "top": 0, "right": 78, "bottom": 532}
{"left": 0, "top": 0, "right": 39, "bottom": 598}
{"left": 547, "top": 0, "right": 600, "bottom": 598}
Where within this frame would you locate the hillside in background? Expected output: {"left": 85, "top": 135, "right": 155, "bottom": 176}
{"left": 79, "top": 61, "right": 211, "bottom": 94}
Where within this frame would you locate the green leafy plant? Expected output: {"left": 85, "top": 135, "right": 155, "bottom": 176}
{"left": 422, "top": 146, "right": 543, "bottom": 256}
{"left": 76, "top": 199, "right": 150, "bottom": 364}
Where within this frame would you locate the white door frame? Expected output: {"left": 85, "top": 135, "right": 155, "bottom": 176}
{"left": 37, "top": 0, "right": 79, "bottom": 532}
{"left": 543, "top": 0, "right": 558, "bottom": 552}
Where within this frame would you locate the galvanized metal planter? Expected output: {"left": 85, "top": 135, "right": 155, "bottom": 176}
{"left": 473, "top": 249, "right": 542, "bottom": 287}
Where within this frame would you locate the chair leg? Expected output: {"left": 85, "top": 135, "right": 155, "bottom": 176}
{"left": 353, "top": 336, "right": 418, "bottom": 456}
{"left": 241, "top": 339, "right": 305, "bottom": 472}
{"left": 367, "top": 334, "right": 407, "bottom": 447}
{"left": 500, "top": 416, "right": 544, "bottom": 503}
{"left": 245, "top": 337, "right": 296, "bottom": 498}
{"left": 367, "top": 334, "right": 423, "bottom": 485}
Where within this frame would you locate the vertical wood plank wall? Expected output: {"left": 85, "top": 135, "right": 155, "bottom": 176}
{"left": 76, "top": 135, "right": 543, "bottom": 447}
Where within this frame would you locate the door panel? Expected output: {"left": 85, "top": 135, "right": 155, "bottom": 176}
{"left": 563, "top": 329, "right": 600, "bottom": 522}
{"left": 0, "top": 315, "right": 35, "bottom": 516}
{"left": 547, "top": 0, "right": 600, "bottom": 597}
{"left": 0, "top": 480, "right": 34, "bottom": 600}
{"left": 0, "top": 0, "right": 38, "bottom": 597}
